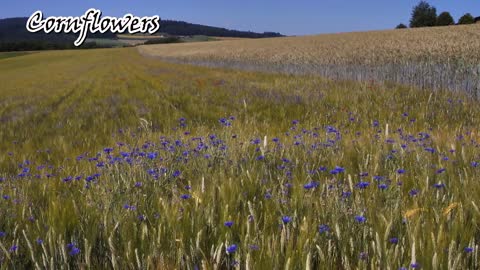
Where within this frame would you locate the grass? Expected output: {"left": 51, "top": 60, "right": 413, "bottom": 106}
{"left": 0, "top": 47, "right": 479, "bottom": 269}
{"left": 0, "top": 52, "right": 30, "bottom": 60}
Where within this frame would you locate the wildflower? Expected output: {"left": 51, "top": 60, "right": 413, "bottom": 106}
{"left": 359, "top": 252, "right": 368, "bottom": 261}
{"left": 282, "top": 216, "right": 292, "bottom": 224}
{"left": 36, "top": 239, "right": 43, "bottom": 245}
{"left": 471, "top": 161, "right": 479, "bottom": 168}
{"left": 69, "top": 247, "right": 81, "bottom": 256}
{"left": 224, "top": 221, "right": 234, "bottom": 228}
{"left": 319, "top": 224, "right": 330, "bottom": 233}
{"left": 103, "top": 147, "right": 113, "bottom": 154}
{"left": 424, "top": 147, "right": 435, "bottom": 153}
{"left": 9, "top": 245, "right": 18, "bottom": 252}
{"left": 355, "top": 215, "right": 367, "bottom": 223}
{"left": 226, "top": 244, "right": 237, "bottom": 254}
{"left": 0, "top": 232, "right": 6, "bottom": 237}
{"left": 433, "top": 183, "right": 445, "bottom": 189}
{"left": 356, "top": 181, "right": 370, "bottom": 189}
{"left": 180, "top": 194, "right": 191, "bottom": 200}
{"left": 436, "top": 168, "right": 446, "bottom": 174}
{"left": 172, "top": 170, "right": 181, "bottom": 178}
{"left": 303, "top": 182, "right": 319, "bottom": 190}
{"left": 397, "top": 169, "right": 406, "bottom": 174}
{"left": 409, "top": 189, "right": 419, "bottom": 197}
{"left": 256, "top": 155, "right": 265, "bottom": 161}
{"left": 134, "top": 182, "right": 142, "bottom": 188}
{"left": 147, "top": 152, "right": 157, "bottom": 160}
{"left": 138, "top": 215, "right": 146, "bottom": 221}
{"left": 378, "top": 184, "right": 388, "bottom": 190}
{"left": 251, "top": 138, "right": 261, "bottom": 145}
{"left": 330, "top": 166, "right": 345, "bottom": 174}
{"left": 464, "top": 247, "right": 474, "bottom": 253}
{"left": 249, "top": 244, "right": 260, "bottom": 250}
{"left": 389, "top": 237, "right": 399, "bottom": 244}
{"left": 264, "top": 193, "right": 272, "bottom": 199}
{"left": 410, "top": 262, "right": 420, "bottom": 269}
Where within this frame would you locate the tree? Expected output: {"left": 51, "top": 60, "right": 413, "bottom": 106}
{"left": 458, "top": 13, "right": 475, "bottom": 25}
{"left": 436, "top": 12, "right": 455, "bottom": 26}
{"left": 395, "top": 23, "right": 408, "bottom": 29}
{"left": 410, "top": 1, "right": 437, "bottom": 28}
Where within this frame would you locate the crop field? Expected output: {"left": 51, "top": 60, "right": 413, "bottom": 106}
{"left": 139, "top": 24, "right": 480, "bottom": 96}
{"left": 0, "top": 42, "right": 480, "bottom": 269}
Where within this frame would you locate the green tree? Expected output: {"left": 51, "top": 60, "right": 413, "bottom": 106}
{"left": 436, "top": 12, "right": 455, "bottom": 26}
{"left": 458, "top": 13, "right": 475, "bottom": 25}
{"left": 395, "top": 23, "right": 408, "bottom": 29}
{"left": 410, "top": 1, "right": 437, "bottom": 28}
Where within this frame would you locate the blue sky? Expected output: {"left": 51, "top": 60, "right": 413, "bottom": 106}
{"left": 1, "top": 1, "right": 479, "bottom": 35}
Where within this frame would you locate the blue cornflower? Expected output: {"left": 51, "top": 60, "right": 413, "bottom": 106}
{"left": 433, "top": 183, "right": 445, "bottom": 189}
{"left": 0, "top": 232, "right": 6, "bottom": 237}
{"left": 103, "top": 147, "right": 113, "bottom": 154}
{"left": 397, "top": 169, "right": 406, "bottom": 174}
{"left": 424, "top": 147, "right": 435, "bottom": 153}
{"left": 409, "top": 189, "right": 419, "bottom": 197}
{"left": 436, "top": 168, "right": 446, "bottom": 174}
{"left": 180, "top": 194, "right": 191, "bottom": 200}
{"left": 319, "top": 224, "right": 330, "bottom": 233}
{"left": 249, "top": 244, "right": 260, "bottom": 250}
{"left": 389, "top": 237, "right": 399, "bottom": 244}
{"left": 147, "top": 152, "right": 158, "bottom": 160}
{"left": 256, "top": 155, "right": 265, "bottom": 161}
{"left": 471, "top": 161, "right": 479, "bottom": 168}
{"left": 69, "top": 247, "right": 80, "bottom": 256}
{"left": 251, "top": 138, "right": 261, "bottom": 145}
{"left": 330, "top": 166, "right": 345, "bottom": 175}
{"left": 355, "top": 215, "right": 367, "bottom": 223}
{"left": 410, "top": 262, "right": 420, "bottom": 269}
{"left": 224, "top": 221, "right": 234, "bottom": 228}
{"left": 378, "top": 184, "right": 388, "bottom": 190}
{"left": 226, "top": 244, "right": 237, "bottom": 254}
{"left": 172, "top": 170, "right": 181, "bottom": 178}
{"left": 9, "top": 245, "right": 18, "bottom": 252}
{"left": 304, "top": 182, "right": 319, "bottom": 190}
{"left": 465, "top": 247, "right": 474, "bottom": 253}
{"left": 282, "top": 216, "right": 292, "bottom": 224}
{"left": 356, "top": 181, "right": 370, "bottom": 189}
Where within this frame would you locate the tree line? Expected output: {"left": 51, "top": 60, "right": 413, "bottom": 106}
{"left": 396, "top": 1, "right": 478, "bottom": 29}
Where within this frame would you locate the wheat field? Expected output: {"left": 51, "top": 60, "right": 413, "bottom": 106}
{"left": 139, "top": 24, "right": 480, "bottom": 96}
{"left": 0, "top": 27, "right": 479, "bottom": 269}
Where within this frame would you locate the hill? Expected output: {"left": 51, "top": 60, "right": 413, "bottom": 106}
{"left": 158, "top": 20, "right": 282, "bottom": 38}
{"left": 0, "top": 17, "right": 282, "bottom": 51}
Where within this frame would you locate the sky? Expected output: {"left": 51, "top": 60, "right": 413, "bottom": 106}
{"left": 1, "top": 1, "right": 479, "bottom": 35}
